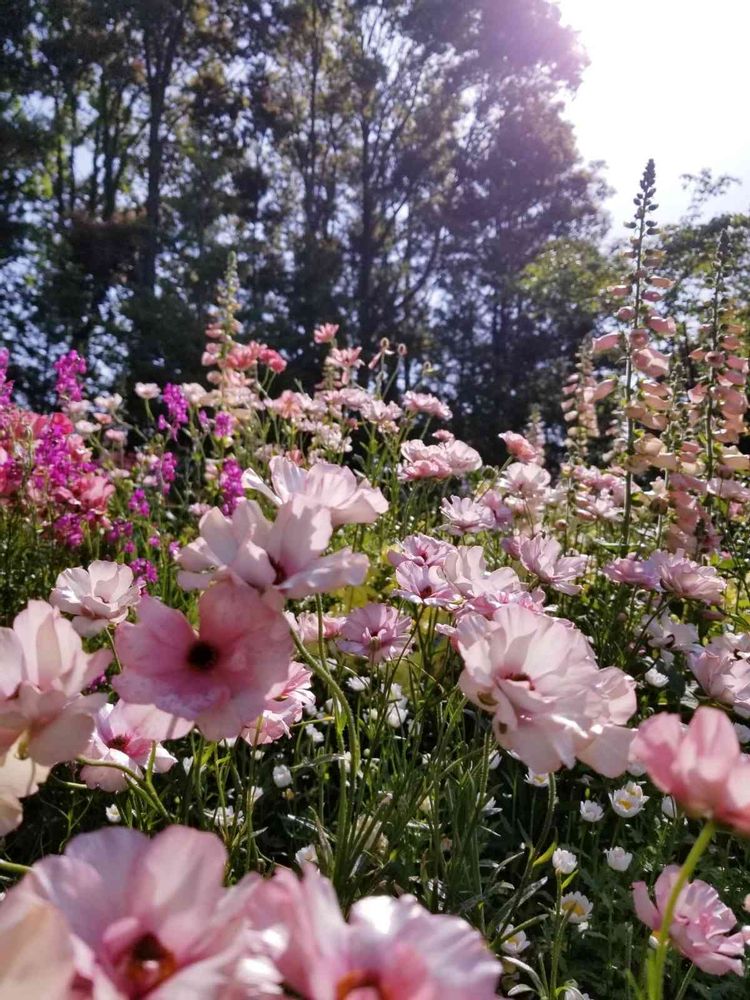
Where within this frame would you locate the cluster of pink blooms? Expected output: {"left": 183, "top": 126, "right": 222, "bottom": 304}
{"left": 0, "top": 826, "right": 501, "bottom": 997}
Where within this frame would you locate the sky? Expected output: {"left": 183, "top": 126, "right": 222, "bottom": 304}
{"left": 555, "top": 0, "right": 750, "bottom": 227}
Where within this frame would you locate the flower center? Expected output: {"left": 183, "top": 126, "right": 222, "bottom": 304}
{"left": 123, "top": 932, "right": 177, "bottom": 997}
{"left": 336, "top": 971, "right": 389, "bottom": 1000}
{"left": 186, "top": 640, "right": 219, "bottom": 671}
{"left": 107, "top": 735, "right": 130, "bottom": 752}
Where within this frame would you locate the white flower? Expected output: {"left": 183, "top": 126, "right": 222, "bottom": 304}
{"left": 488, "top": 751, "right": 501, "bottom": 770}
{"left": 553, "top": 848, "right": 578, "bottom": 875}
{"left": 560, "top": 892, "right": 593, "bottom": 924}
{"left": 49, "top": 560, "right": 141, "bottom": 637}
{"left": 295, "top": 844, "right": 318, "bottom": 868}
{"left": 134, "top": 382, "right": 160, "bottom": 400}
{"left": 579, "top": 801, "right": 604, "bottom": 823}
{"left": 609, "top": 781, "right": 649, "bottom": 818}
{"left": 603, "top": 846, "right": 633, "bottom": 872}
{"left": 105, "top": 804, "right": 121, "bottom": 824}
{"left": 272, "top": 764, "right": 293, "bottom": 788}
{"left": 500, "top": 926, "right": 529, "bottom": 955}
{"left": 564, "top": 989, "right": 594, "bottom": 1000}
{"left": 661, "top": 795, "right": 678, "bottom": 818}
{"left": 525, "top": 769, "right": 550, "bottom": 788}
{"left": 644, "top": 666, "right": 669, "bottom": 688}
{"left": 627, "top": 759, "right": 647, "bottom": 777}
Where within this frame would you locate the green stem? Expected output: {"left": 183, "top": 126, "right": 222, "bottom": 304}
{"left": 648, "top": 819, "right": 716, "bottom": 1000}
{"left": 0, "top": 858, "right": 31, "bottom": 876}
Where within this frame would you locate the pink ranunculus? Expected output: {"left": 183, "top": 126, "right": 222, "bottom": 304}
{"left": 293, "top": 611, "right": 346, "bottom": 645}
{"left": 113, "top": 577, "right": 292, "bottom": 741}
{"left": 631, "top": 707, "right": 750, "bottom": 835}
{"left": 633, "top": 866, "right": 747, "bottom": 975}
{"left": 240, "top": 661, "right": 315, "bottom": 746}
{"left": 456, "top": 604, "right": 636, "bottom": 776}
{"left": 688, "top": 646, "right": 750, "bottom": 718}
{"left": 50, "top": 560, "right": 142, "bottom": 637}
{"left": 602, "top": 555, "right": 661, "bottom": 590}
{"left": 387, "top": 532, "right": 454, "bottom": 570}
{"left": 0, "top": 741, "right": 51, "bottom": 835}
{"left": 264, "top": 456, "right": 388, "bottom": 526}
{"left": 402, "top": 390, "right": 453, "bottom": 421}
{"left": 79, "top": 701, "right": 178, "bottom": 792}
{"left": 519, "top": 534, "right": 589, "bottom": 596}
{"left": 649, "top": 549, "right": 726, "bottom": 605}
{"left": 0, "top": 892, "right": 76, "bottom": 998}
{"left": 498, "top": 431, "right": 542, "bottom": 464}
{"left": 0, "top": 601, "right": 109, "bottom": 766}
{"left": 247, "top": 864, "right": 501, "bottom": 999}
{"left": 314, "top": 322, "right": 339, "bottom": 344}
{"left": 338, "top": 603, "right": 413, "bottom": 665}
{"left": 394, "top": 560, "right": 460, "bottom": 608}
{"left": 441, "top": 496, "right": 496, "bottom": 535}
{"left": 6, "top": 825, "right": 281, "bottom": 997}
{"left": 177, "top": 497, "right": 369, "bottom": 598}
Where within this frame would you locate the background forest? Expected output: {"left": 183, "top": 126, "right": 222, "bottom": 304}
{"left": 1, "top": 0, "right": 749, "bottom": 458}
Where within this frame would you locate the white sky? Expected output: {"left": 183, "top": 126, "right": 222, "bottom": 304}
{"left": 556, "top": 0, "right": 750, "bottom": 226}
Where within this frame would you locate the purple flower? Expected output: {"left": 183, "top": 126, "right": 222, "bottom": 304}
{"left": 54, "top": 350, "right": 86, "bottom": 403}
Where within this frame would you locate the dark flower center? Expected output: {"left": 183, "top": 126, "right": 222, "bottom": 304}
{"left": 336, "top": 970, "right": 389, "bottom": 999}
{"left": 186, "top": 640, "right": 219, "bottom": 671}
{"left": 123, "top": 932, "right": 177, "bottom": 997}
{"left": 107, "top": 735, "right": 130, "bottom": 752}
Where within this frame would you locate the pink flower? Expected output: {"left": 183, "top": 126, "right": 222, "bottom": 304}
{"left": 388, "top": 533, "right": 454, "bottom": 570}
{"left": 50, "top": 560, "right": 141, "bottom": 636}
{"left": 314, "top": 322, "right": 339, "bottom": 344}
{"left": 603, "top": 555, "right": 660, "bottom": 590}
{"left": 441, "top": 496, "right": 495, "bottom": 535}
{"left": 240, "top": 661, "right": 315, "bottom": 746}
{"left": 456, "top": 605, "right": 636, "bottom": 775}
{"left": 247, "top": 864, "right": 501, "bottom": 999}
{"left": 631, "top": 707, "right": 750, "bottom": 835}
{"left": 243, "top": 456, "right": 388, "bottom": 526}
{"left": 649, "top": 550, "right": 726, "bottom": 606}
{"left": 398, "top": 439, "right": 482, "bottom": 482}
{"left": 633, "top": 866, "right": 747, "bottom": 975}
{"left": 0, "top": 600, "right": 109, "bottom": 766}
{"left": 393, "top": 561, "right": 459, "bottom": 608}
{"left": 688, "top": 646, "right": 750, "bottom": 717}
{"left": 6, "top": 825, "right": 280, "bottom": 997}
{"left": 177, "top": 497, "right": 369, "bottom": 598}
{"left": 338, "top": 603, "right": 413, "bottom": 664}
{"left": 0, "top": 742, "right": 51, "bottom": 835}
{"left": 113, "top": 577, "right": 292, "bottom": 741}
{"left": 79, "top": 702, "right": 177, "bottom": 792}
{"left": 519, "top": 535, "right": 589, "bottom": 595}
{"left": 294, "top": 611, "right": 346, "bottom": 644}
{"left": 0, "top": 892, "right": 76, "bottom": 998}
{"left": 498, "top": 431, "right": 542, "bottom": 464}
{"left": 402, "top": 390, "right": 453, "bottom": 422}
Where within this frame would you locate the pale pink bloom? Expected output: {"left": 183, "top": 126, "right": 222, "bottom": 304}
{"left": 519, "top": 535, "right": 589, "bottom": 595}
{"left": 177, "top": 497, "right": 369, "bottom": 598}
{"left": 241, "top": 661, "right": 315, "bottom": 746}
{"left": 479, "top": 489, "right": 514, "bottom": 528}
{"left": 442, "top": 438, "right": 483, "bottom": 475}
{"left": 394, "top": 561, "right": 460, "bottom": 608}
{"left": 8, "top": 825, "right": 280, "bottom": 997}
{"left": 50, "top": 561, "right": 141, "bottom": 636}
{"left": 633, "top": 347, "right": 670, "bottom": 378}
{"left": 498, "top": 431, "right": 542, "bottom": 464}
{"left": 631, "top": 707, "right": 750, "bottom": 835}
{"left": 649, "top": 549, "right": 726, "bottom": 605}
{"left": 591, "top": 332, "right": 621, "bottom": 354}
{"left": 648, "top": 315, "right": 677, "bottom": 336}
{"left": 402, "top": 390, "right": 453, "bottom": 421}
{"left": 0, "top": 892, "right": 75, "bottom": 998}
{"left": 243, "top": 456, "right": 388, "bottom": 526}
{"left": 498, "top": 462, "right": 551, "bottom": 501}
{"left": 114, "top": 577, "right": 292, "bottom": 741}
{"left": 79, "top": 702, "right": 177, "bottom": 792}
{"left": 603, "top": 555, "right": 660, "bottom": 590}
{"left": 688, "top": 646, "right": 750, "bottom": 717}
{"left": 338, "top": 603, "right": 413, "bottom": 664}
{"left": 293, "top": 611, "right": 346, "bottom": 644}
{"left": 457, "top": 605, "right": 636, "bottom": 775}
{"left": 247, "top": 864, "right": 501, "bottom": 999}
{"left": 134, "top": 382, "right": 160, "bottom": 400}
{"left": 442, "top": 546, "right": 523, "bottom": 604}
{"left": 399, "top": 439, "right": 481, "bottom": 481}
{"left": 314, "top": 322, "right": 339, "bottom": 344}
{"left": 441, "top": 496, "right": 495, "bottom": 535}
{"left": 388, "top": 532, "right": 454, "bottom": 570}
{"left": 644, "top": 613, "right": 699, "bottom": 654}
{"left": 0, "top": 601, "right": 109, "bottom": 766}
{"left": 0, "top": 741, "right": 50, "bottom": 835}
{"left": 633, "top": 866, "right": 747, "bottom": 975}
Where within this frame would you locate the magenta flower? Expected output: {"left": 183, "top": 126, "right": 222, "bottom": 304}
{"left": 631, "top": 706, "right": 750, "bottom": 835}
{"left": 247, "top": 864, "right": 501, "bottom": 999}
{"left": 113, "top": 577, "right": 293, "bottom": 741}
{"left": 456, "top": 604, "right": 636, "bottom": 775}
{"left": 519, "top": 534, "right": 589, "bottom": 596}
{"left": 50, "top": 560, "right": 141, "bottom": 637}
{"left": 633, "top": 867, "right": 747, "bottom": 975}
{"left": 177, "top": 497, "right": 368, "bottom": 599}
{"left": 6, "top": 825, "right": 280, "bottom": 997}
{"left": 0, "top": 600, "right": 109, "bottom": 766}
{"left": 338, "top": 603, "right": 413, "bottom": 665}
{"left": 79, "top": 701, "right": 177, "bottom": 792}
